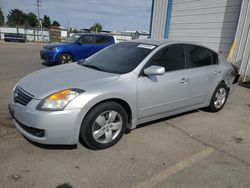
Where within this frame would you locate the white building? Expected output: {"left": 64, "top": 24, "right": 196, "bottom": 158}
{"left": 150, "top": 0, "right": 250, "bottom": 82}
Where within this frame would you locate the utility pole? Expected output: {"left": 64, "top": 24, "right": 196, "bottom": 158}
{"left": 35, "top": 0, "right": 41, "bottom": 42}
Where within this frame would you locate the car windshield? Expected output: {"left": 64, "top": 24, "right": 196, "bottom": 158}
{"left": 63, "top": 34, "right": 81, "bottom": 43}
{"left": 78, "top": 42, "right": 156, "bottom": 74}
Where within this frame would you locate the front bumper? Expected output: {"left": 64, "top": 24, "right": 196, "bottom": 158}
{"left": 8, "top": 101, "right": 89, "bottom": 145}
{"left": 40, "top": 49, "right": 57, "bottom": 64}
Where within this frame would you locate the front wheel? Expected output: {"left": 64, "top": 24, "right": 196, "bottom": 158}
{"left": 58, "top": 53, "right": 73, "bottom": 64}
{"left": 206, "top": 82, "right": 229, "bottom": 112}
{"left": 80, "top": 102, "right": 128, "bottom": 149}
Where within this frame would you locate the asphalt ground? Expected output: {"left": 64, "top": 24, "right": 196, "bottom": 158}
{"left": 0, "top": 42, "right": 250, "bottom": 188}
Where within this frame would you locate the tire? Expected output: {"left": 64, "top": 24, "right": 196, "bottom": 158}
{"left": 80, "top": 101, "right": 128, "bottom": 149}
{"left": 58, "top": 53, "right": 73, "bottom": 64}
{"left": 206, "top": 82, "right": 229, "bottom": 112}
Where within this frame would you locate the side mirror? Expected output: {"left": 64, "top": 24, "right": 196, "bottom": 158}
{"left": 144, "top": 65, "right": 165, "bottom": 76}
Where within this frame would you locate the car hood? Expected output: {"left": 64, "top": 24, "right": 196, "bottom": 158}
{"left": 18, "top": 63, "right": 119, "bottom": 99}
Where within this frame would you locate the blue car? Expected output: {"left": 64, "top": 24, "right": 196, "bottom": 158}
{"left": 40, "top": 33, "right": 115, "bottom": 65}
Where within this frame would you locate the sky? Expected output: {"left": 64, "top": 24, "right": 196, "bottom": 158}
{"left": 0, "top": 0, "right": 152, "bottom": 32}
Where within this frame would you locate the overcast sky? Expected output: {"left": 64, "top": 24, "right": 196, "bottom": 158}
{"left": 0, "top": 0, "right": 152, "bottom": 32}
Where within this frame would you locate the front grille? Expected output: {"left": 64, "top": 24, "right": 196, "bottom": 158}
{"left": 16, "top": 119, "right": 45, "bottom": 137}
{"left": 13, "top": 87, "right": 34, "bottom": 106}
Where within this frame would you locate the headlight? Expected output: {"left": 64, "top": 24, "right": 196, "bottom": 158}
{"left": 45, "top": 47, "right": 56, "bottom": 51}
{"left": 37, "top": 89, "right": 84, "bottom": 111}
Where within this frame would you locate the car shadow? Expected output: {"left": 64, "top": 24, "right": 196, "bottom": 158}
{"left": 41, "top": 61, "right": 56, "bottom": 67}
{"left": 239, "top": 83, "right": 250, "bottom": 89}
{"left": 135, "top": 109, "right": 199, "bottom": 130}
{"left": 24, "top": 109, "right": 199, "bottom": 150}
{"left": 24, "top": 137, "right": 77, "bottom": 150}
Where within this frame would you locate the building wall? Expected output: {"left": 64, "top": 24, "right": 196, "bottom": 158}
{"left": 169, "top": 0, "right": 241, "bottom": 55}
{"left": 0, "top": 26, "right": 50, "bottom": 42}
{"left": 150, "top": 0, "right": 242, "bottom": 56}
{"left": 232, "top": 0, "right": 250, "bottom": 82}
{"left": 150, "top": 0, "right": 168, "bottom": 39}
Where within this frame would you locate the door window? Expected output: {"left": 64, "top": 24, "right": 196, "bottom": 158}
{"left": 147, "top": 44, "right": 185, "bottom": 72}
{"left": 185, "top": 45, "right": 217, "bottom": 68}
{"left": 78, "top": 36, "right": 94, "bottom": 44}
{"left": 95, "top": 36, "right": 112, "bottom": 44}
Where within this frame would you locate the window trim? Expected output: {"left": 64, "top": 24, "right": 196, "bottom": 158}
{"left": 139, "top": 43, "right": 219, "bottom": 77}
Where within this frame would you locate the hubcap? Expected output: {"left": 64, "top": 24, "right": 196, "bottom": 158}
{"left": 92, "top": 111, "right": 123, "bottom": 144}
{"left": 214, "top": 88, "right": 226, "bottom": 109}
{"left": 61, "top": 54, "right": 72, "bottom": 64}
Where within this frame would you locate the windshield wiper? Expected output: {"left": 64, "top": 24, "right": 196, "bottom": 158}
{"left": 82, "top": 64, "right": 104, "bottom": 71}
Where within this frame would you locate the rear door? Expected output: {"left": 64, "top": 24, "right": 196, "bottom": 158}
{"left": 184, "top": 44, "right": 221, "bottom": 102}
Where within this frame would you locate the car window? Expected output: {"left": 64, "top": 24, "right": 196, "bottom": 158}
{"left": 78, "top": 35, "right": 94, "bottom": 44}
{"left": 79, "top": 42, "right": 154, "bottom": 74}
{"left": 185, "top": 44, "right": 216, "bottom": 68}
{"left": 147, "top": 44, "right": 185, "bottom": 72}
{"left": 95, "top": 36, "right": 112, "bottom": 44}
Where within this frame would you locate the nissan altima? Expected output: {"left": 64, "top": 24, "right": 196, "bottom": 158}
{"left": 9, "top": 40, "right": 239, "bottom": 149}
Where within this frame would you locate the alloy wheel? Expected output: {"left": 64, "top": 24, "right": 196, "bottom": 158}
{"left": 92, "top": 110, "right": 123, "bottom": 144}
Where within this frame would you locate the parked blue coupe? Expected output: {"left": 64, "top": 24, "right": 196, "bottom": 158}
{"left": 40, "top": 33, "right": 116, "bottom": 65}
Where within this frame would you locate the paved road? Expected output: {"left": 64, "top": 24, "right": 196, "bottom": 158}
{"left": 0, "top": 42, "right": 250, "bottom": 188}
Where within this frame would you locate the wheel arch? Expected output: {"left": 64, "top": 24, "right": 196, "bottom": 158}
{"left": 57, "top": 51, "right": 75, "bottom": 62}
{"left": 83, "top": 98, "right": 133, "bottom": 129}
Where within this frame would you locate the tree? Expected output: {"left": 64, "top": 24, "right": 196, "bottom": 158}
{"left": 0, "top": 8, "right": 4, "bottom": 26}
{"left": 43, "top": 15, "right": 51, "bottom": 28}
{"left": 25, "top": 12, "right": 38, "bottom": 27}
{"left": 90, "top": 23, "right": 102, "bottom": 33}
{"left": 7, "top": 9, "right": 26, "bottom": 26}
{"left": 52, "top": 20, "right": 60, "bottom": 27}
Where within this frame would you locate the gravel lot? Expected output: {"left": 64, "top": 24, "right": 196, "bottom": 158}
{"left": 0, "top": 42, "right": 250, "bottom": 188}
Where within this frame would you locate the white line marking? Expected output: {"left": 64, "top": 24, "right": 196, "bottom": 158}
{"left": 133, "top": 147, "right": 214, "bottom": 188}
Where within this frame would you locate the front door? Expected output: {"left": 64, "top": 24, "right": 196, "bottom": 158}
{"left": 137, "top": 44, "right": 190, "bottom": 120}
{"left": 76, "top": 35, "right": 94, "bottom": 59}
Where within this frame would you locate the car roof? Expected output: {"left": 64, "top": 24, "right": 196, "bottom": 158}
{"left": 130, "top": 39, "right": 218, "bottom": 54}
{"left": 77, "top": 33, "right": 113, "bottom": 37}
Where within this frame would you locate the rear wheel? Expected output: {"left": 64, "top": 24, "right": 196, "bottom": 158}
{"left": 58, "top": 53, "right": 73, "bottom": 64}
{"left": 206, "top": 82, "right": 229, "bottom": 112}
{"left": 80, "top": 101, "right": 127, "bottom": 149}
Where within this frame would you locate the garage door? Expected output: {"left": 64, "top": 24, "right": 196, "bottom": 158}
{"left": 168, "top": 0, "right": 242, "bottom": 56}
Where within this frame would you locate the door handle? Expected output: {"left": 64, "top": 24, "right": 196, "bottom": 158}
{"left": 213, "top": 70, "right": 221, "bottom": 75}
{"left": 179, "top": 78, "right": 189, "bottom": 84}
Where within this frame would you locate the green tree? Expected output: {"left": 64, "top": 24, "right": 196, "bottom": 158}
{"left": 0, "top": 8, "right": 4, "bottom": 26}
{"left": 43, "top": 15, "right": 51, "bottom": 28}
{"left": 52, "top": 20, "right": 60, "bottom": 27}
{"left": 7, "top": 9, "right": 26, "bottom": 26}
{"left": 25, "top": 12, "right": 38, "bottom": 27}
{"left": 90, "top": 23, "right": 102, "bottom": 33}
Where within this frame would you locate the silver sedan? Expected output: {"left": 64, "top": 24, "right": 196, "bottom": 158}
{"left": 9, "top": 40, "right": 239, "bottom": 149}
